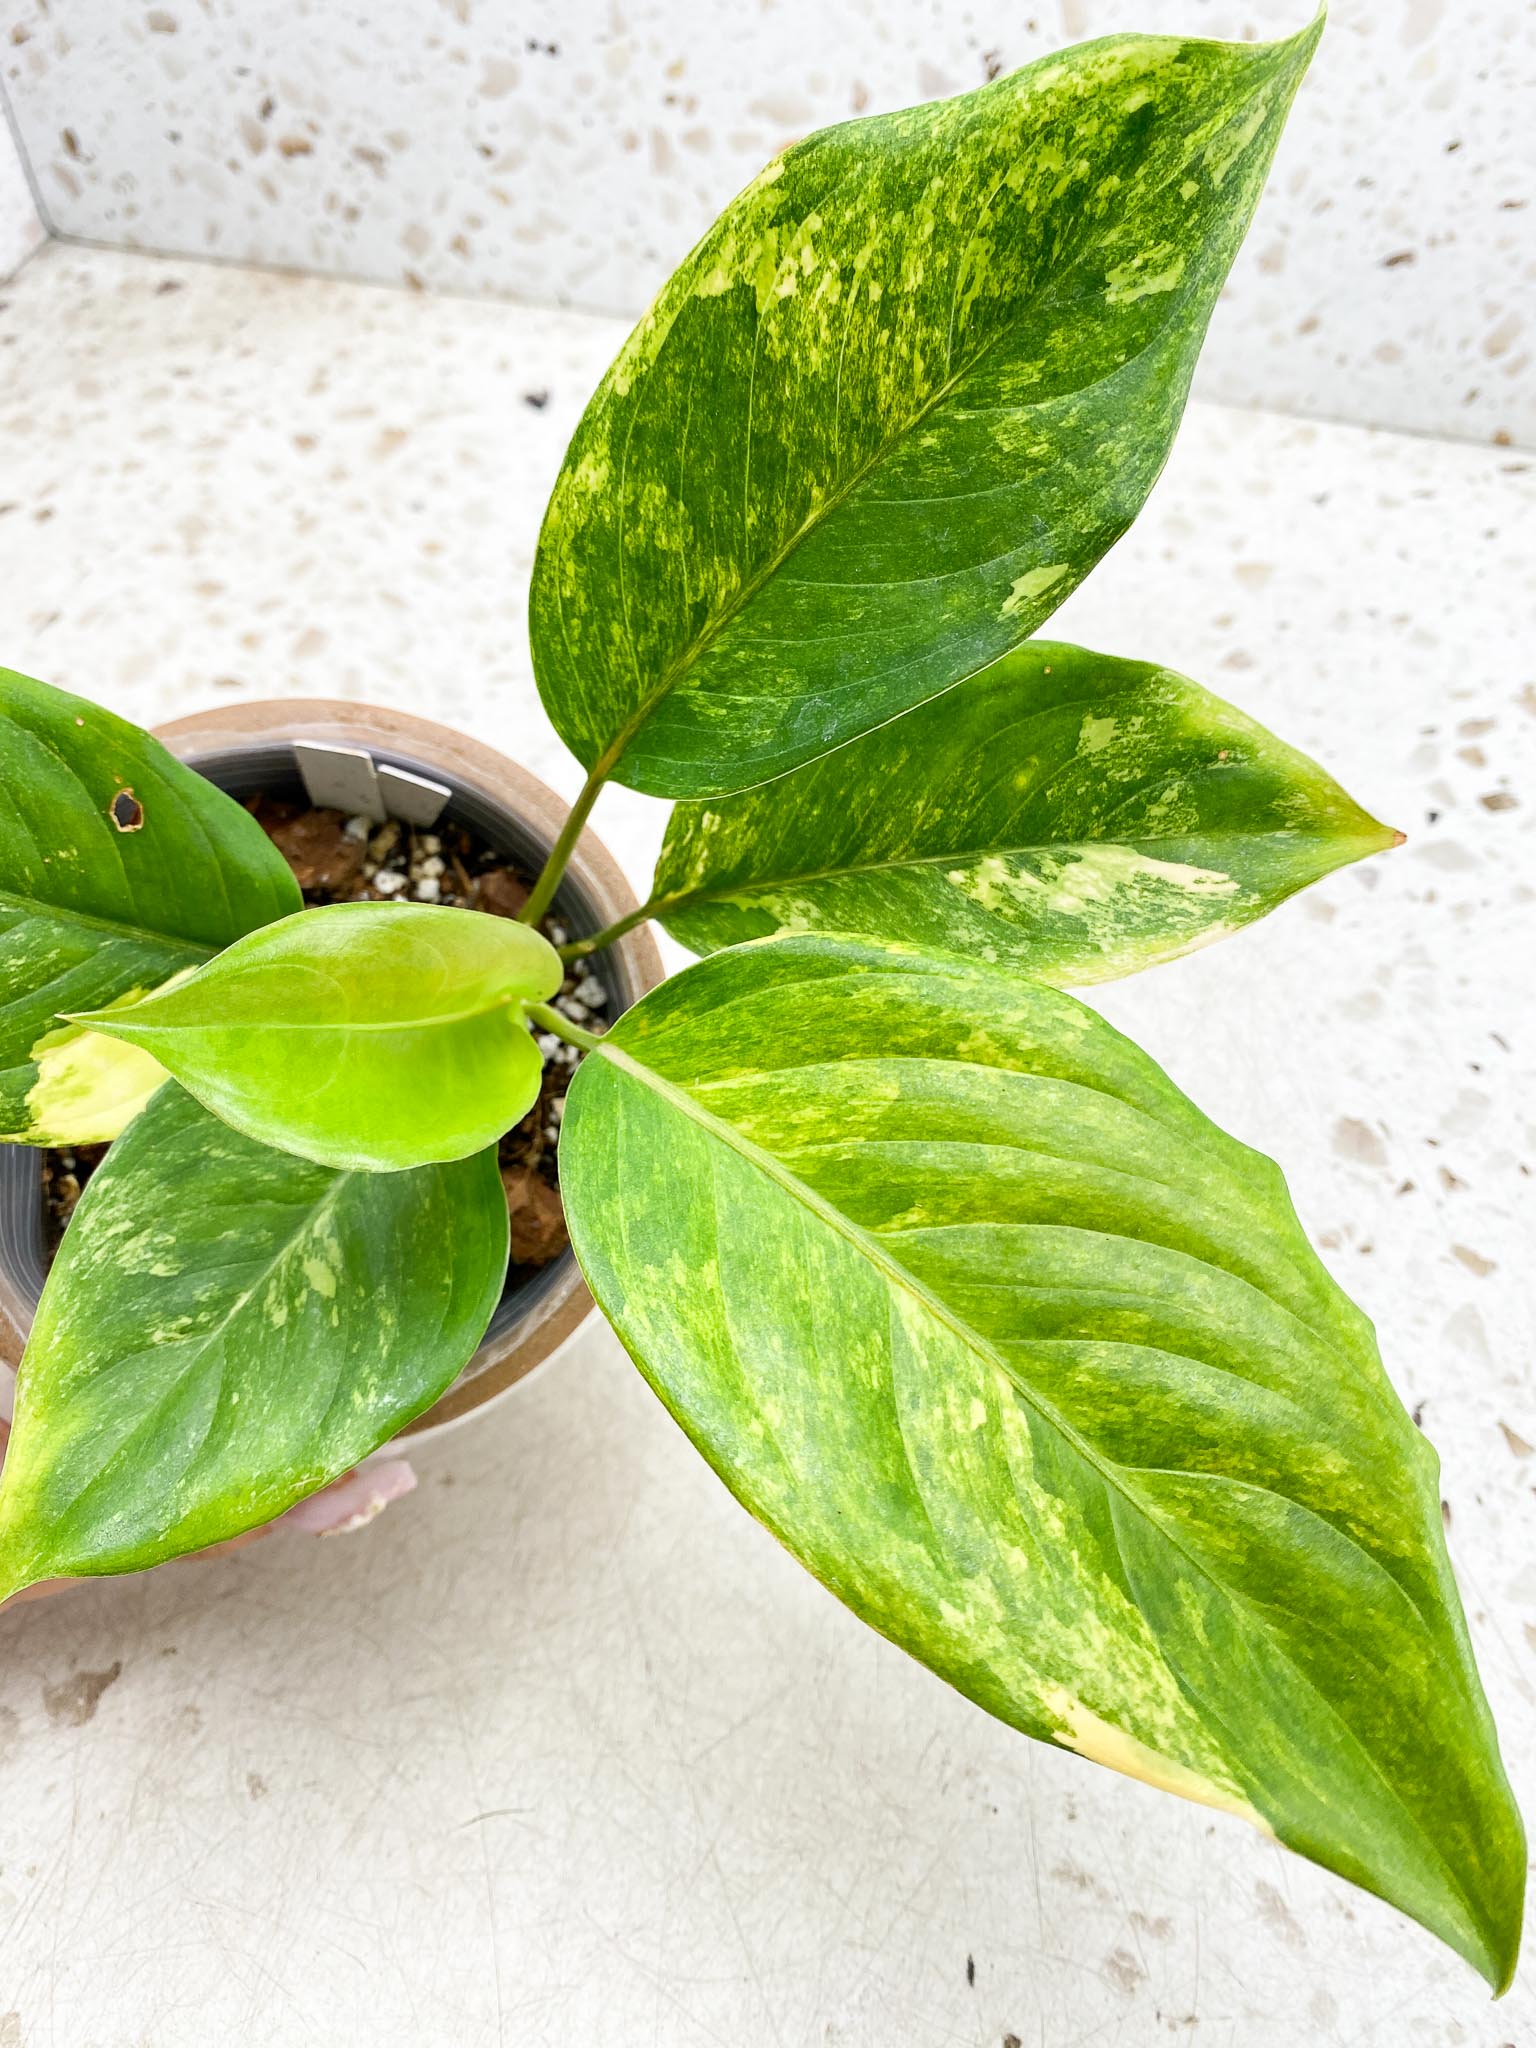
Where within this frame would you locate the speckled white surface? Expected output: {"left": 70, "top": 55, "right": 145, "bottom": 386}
{"left": 2, "top": 0, "right": 1533, "bottom": 446}
{"left": 0, "top": 101, "right": 42, "bottom": 279}
{"left": 0, "top": 243, "right": 1533, "bottom": 2045}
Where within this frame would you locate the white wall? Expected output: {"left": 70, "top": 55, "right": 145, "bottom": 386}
{"left": 1, "top": 0, "right": 1532, "bottom": 443}
{"left": 0, "top": 96, "right": 44, "bottom": 280}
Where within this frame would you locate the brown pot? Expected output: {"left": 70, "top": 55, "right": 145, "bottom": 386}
{"left": 0, "top": 697, "right": 663, "bottom": 1449}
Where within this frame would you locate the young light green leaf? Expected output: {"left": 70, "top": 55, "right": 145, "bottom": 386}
{"left": 0, "top": 667, "right": 303, "bottom": 1144}
{"left": 0, "top": 1082, "right": 508, "bottom": 1595}
{"left": 71, "top": 902, "right": 563, "bottom": 1172}
{"left": 651, "top": 641, "right": 1399, "bottom": 982}
{"left": 557, "top": 934, "right": 1524, "bottom": 1988}
{"left": 531, "top": 23, "right": 1321, "bottom": 800}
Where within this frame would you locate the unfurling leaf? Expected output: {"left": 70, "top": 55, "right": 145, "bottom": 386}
{"left": 0, "top": 667, "right": 302, "bottom": 1144}
{"left": 654, "top": 641, "right": 1398, "bottom": 982}
{"left": 532, "top": 23, "right": 1320, "bottom": 798}
{"left": 0, "top": 1083, "right": 508, "bottom": 1593}
{"left": 557, "top": 934, "right": 1523, "bottom": 1988}
{"left": 72, "top": 902, "right": 564, "bottom": 1171}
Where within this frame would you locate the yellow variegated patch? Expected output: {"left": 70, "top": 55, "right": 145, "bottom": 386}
{"left": 1043, "top": 1688, "right": 1272, "bottom": 1834}
{"left": 23, "top": 968, "right": 199, "bottom": 1144}
{"left": 26, "top": 1022, "right": 170, "bottom": 1146}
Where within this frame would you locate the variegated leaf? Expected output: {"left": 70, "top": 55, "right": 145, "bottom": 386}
{"left": 650, "top": 641, "right": 1398, "bottom": 982}
{"left": 0, "top": 1083, "right": 508, "bottom": 1593}
{"left": 557, "top": 934, "right": 1524, "bottom": 1987}
{"left": 0, "top": 667, "right": 302, "bottom": 1144}
{"left": 531, "top": 24, "right": 1320, "bottom": 798}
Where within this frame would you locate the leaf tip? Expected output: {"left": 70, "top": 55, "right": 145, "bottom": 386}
{"left": 1358, "top": 816, "right": 1407, "bottom": 855}
{"left": 1441, "top": 1794, "right": 1526, "bottom": 1995}
{"left": 59, "top": 1008, "right": 115, "bottom": 1033}
{"left": 1475, "top": 1896, "right": 1524, "bottom": 1998}
{"left": 1265, "top": 5, "right": 1326, "bottom": 79}
{"left": 1353, "top": 812, "right": 1406, "bottom": 859}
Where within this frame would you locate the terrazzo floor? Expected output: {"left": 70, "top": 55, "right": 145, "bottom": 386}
{"left": 0, "top": 239, "right": 1532, "bottom": 2046}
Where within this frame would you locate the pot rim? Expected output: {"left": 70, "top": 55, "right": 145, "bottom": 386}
{"left": 0, "top": 695, "right": 663, "bottom": 1449}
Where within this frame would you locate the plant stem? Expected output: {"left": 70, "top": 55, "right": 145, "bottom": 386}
{"left": 525, "top": 1001, "right": 606, "bottom": 1055}
{"left": 518, "top": 764, "right": 607, "bottom": 927}
{"left": 558, "top": 899, "right": 661, "bottom": 963}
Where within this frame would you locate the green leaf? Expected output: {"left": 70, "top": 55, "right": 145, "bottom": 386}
{"left": 531, "top": 23, "right": 1320, "bottom": 800}
{"left": 0, "top": 1082, "right": 508, "bottom": 1593}
{"left": 0, "top": 666, "right": 303, "bottom": 1144}
{"left": 652, "top": 641, "right": 1398, "bottom": 983}
{"left": 72, "top": 901, "right": 564, "bottom": 1172}
{"left": 557, "top": 934, "right": 1524, "bottom": 1987}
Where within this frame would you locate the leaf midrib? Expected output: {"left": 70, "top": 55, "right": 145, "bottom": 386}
{"left": 590, "top": 220, "right": 1182, "bottom": 780}
{"left": 95, "top": 993, "right": 528, "bottom": 1038}
{"left": 0, "top": 884, "right": 214, "bottom": 962}
{"left": 588, "top": 1033, "right": 1489, "bottom": 1948}
{"left": 654, "top": 824, "right": 1383, "bottom": 919}
{"left": 583, "top": 37, "right": 1303, "bottom": 778}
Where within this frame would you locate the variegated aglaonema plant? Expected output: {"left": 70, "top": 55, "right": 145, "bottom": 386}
{"left": 0, "top": 20, "right": 1523, "bottom": 1987}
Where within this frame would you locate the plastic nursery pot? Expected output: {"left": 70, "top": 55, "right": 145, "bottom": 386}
{"left": 0, "top": 697, "right": 663, "bottom": 1451}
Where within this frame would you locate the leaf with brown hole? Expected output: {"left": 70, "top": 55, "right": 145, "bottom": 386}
{"left": 1, "top": 666, "right": 302, "bottom": 1144}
